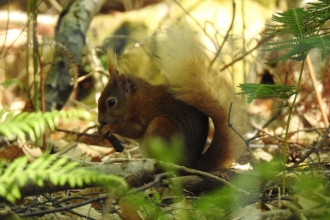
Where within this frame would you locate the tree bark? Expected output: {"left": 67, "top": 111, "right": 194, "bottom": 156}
{"left": 44, "top": 0, "right": 105, "bottom": 111}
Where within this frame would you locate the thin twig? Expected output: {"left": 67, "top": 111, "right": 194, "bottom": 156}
{"left": 0, "top": 2, "right": 10, "bottom": 57}
{"left": 37, "top": 41, "right": 46, "bottom": 148}
{"left": 172, "top": 0, "right": 216, "bottom": 46}
{"left": 281, "top": 59, "right": 306, "bottom": 194}
{"left": 42, "top": 194, "right": 93, "bottom": 220}
{"left": 289, "top": 125, "right": 330, "bottom": 169}
{"left": 18, "top": 195, "right": 108, "bottom": 218}
{"left": 220, "top": 34, "right": 273, "bottom": 71}
{"left": 209, "top": 1, "right": 236, "bottom": 70}
{"left": 227, "top": 102, "right": 256, "bottom": 165}
{"left": 127, "top": 173, "right": 171, "bottom": 194}
{"left": 306, "top": 55, "right": 329, "bottom": 127}
{"left": 158, "top": 161, "right": 250, "bottom": 195}
{"left": 228, "top": 102, "right": 246, "bottom": 142}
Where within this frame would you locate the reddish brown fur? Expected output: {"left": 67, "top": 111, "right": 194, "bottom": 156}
{"left": 98, "top": 74, "right": 208, "bottom": 168}
{"left": 98, "top": 21, "right": 246, "bottom": 171}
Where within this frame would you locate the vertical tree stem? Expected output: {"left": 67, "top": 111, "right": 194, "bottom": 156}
{"left": 32, "top": 0, "right": 39, "bottom": 111}
{"left": 26, "top": 1, "right": 30, "bottom": 95}
{"left": 282, "top": 59, "right": 306, "bottom": 194}
{"left": 306, "top": 55, "right": 329, "bottom": 127}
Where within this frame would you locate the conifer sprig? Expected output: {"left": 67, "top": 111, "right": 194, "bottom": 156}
{"left": 237, "top": 84, "right": 298, "bottom": 104}
{"left": 264, "top": 0, "right": 330, "bottom": 63}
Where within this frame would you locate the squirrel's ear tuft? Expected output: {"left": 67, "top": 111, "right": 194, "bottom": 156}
{"left": 116, "top": 73, "right": 131, "bottom": 92}
{"left": 106, "top": 50, "right": 131, "bottom": 92}
{"left": 107, "top": 49, "right": 118, "bottom": 77}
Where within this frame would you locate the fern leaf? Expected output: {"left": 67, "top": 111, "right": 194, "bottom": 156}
{"left": 2, "top": 157, "right": 28, "bottom": 179}
{"left": 70, "top": 176, "right": 83, "bottom": 187}
{"left": 7, "top": 183, "right": 20, "bottom": 201}
{"left": 0, "top": 185, "right": 6, "bottom": 198}
{"left": 266, "top": 35, "right": 330, "bottom": 63}
{"left": 265, "top": 0, "right": 330, "bottom": 63}
{"left": 0, "top": 109, "right": 90, "bottom": 144}
{"left": 0, "top": 108, "right": 6, "bottom": 119}
{"left": 17, "top": 172, "right": 28, "bottom": 186}
{"left": 268, "top": 8, "right": 310, "bottom": 37}
{"left": 0, "top": 154, "right": 127, "bottom": 203}
{"left": 47, "top": 157, "right": 68, "bottom": 171}
{"left": 0, "top": 79, "right": 23, "bottom": 91}
{"left": 43, "top": 112, "right": 57, "bottom": 131}
{"left": 28, "top": 154, "right": 51, "bottom": 170}
{"left": 35, "top": 177, "right": 44, "bottom": 187}
{"left": 307, "top": 0, "right": 330, "bottom": 22}
{"left": 238, "top": 84, "right": 298, "bottom": 103}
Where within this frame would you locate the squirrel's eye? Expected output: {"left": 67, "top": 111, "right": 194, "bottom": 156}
{"left": 106, "top": 97, "right": 116, "bottom": 108}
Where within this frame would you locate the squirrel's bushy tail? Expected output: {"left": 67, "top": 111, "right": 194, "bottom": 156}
{"left": 154, "top": 20, "right": 246, "bottom": 171}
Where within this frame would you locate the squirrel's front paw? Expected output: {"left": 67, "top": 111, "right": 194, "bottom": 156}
{"left": 97, "top": 124, "right": 111, "bottom": 141}
{"left": 98, "top": 124, "right": 124, "bottom": 152}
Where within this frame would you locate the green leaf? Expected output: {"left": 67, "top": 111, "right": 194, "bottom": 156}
{"left": 0, "top": 127, "right": 15, "bottom": 140}
{"left": 264, "top": 0, "right": 330, "bottom": 63}
{"left": 2, "top": 157, "right": 28, "bottom": 179}
{"left": 59, "top": 176, "right": 67, "bottom": 186}
{"left": 0, "top": 185, "right": 6, "bottom": 199}
{"left": 0, "top": 108, "right": 8, "bottom": 120}
{"left": 48, "top": 157, "right": 68, "bottom": 171}
{"left": 267, "top": 8, "right": 309, "bottom": 37}
{"left": 83, "top": 176, "right": 92, "bottom": 184}
{"left": 0, "top": 79, "right": 23, "bottom": 91}
{"left": 35, "top": 177, "right": 44, "bottom": 187}
{"left": 28, "top": 154, "right": 52, "bottom": 170}
{"left": 68, "top": 176, "right": 78, "bottom": 187}
{"left": 0, "top": 154, "right": 127, "bottom": 203}
{"left": 49, "top": 173, "right": 60, "bottom": 185}
{"left": 1, "top": 111, "right": 15, "bottom": 122}
{"left": 237, "top": 84, "right": 298, "bottom": 103}
{"left": 44, "top": 112, "right": 56, "bottom": 131}
{"left": 18, "top": 123, "right": 36, "bottom": 142}
{"left": 5, "top": 193, "right": 17, "bottom": 203}
{"left": 0, "top": 109, "right": 90, "bottom": 143}
{"left": 17, "top": 174, "right": 28, "bottom": 187}
{"left": 8, "top": 183, "right": 21, "bottom": 200}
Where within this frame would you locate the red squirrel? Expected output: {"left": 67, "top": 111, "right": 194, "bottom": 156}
{"left": 98, "top": 21, "right": 246, "bottom": 171}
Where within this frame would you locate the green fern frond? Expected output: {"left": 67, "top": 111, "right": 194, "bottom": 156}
{"left": 0, "top": 79, "right": 23, "bottom": 91}
{"left": 265, "top": 0, "right": 330, "bottom": 63}
{"left": 0, "top": 109, "right": 90, "bottom": 143}
{"left": 307, "top": 0, "right": 330, "bottom": 25}
{"left": 267, "top": 8, "right": 311, "bottom": 37}
{"left": 237, "top": 84, "right": 299, "bottom": 103}
{"left": 262, "top": 38, "right": 298, "bottom": 51}
{"left": 265, "top": 35, "right": 330, "bottom": 63}
{"left": 0, "top": 154, "right": 127, "bottom": 203}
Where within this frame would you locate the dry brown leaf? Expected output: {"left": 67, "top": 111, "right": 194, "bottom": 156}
{"left": 50, "top": 139, "right": 115, "bottom": 161}
{"left": 119, "top": 197, "right": 144, "bottom": 220}
{"left": 0, "top": 145, "right": 24, "bottom": 161}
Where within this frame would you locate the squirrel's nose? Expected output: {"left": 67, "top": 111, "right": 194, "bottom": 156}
{"left": 98, "top": 115, "right": 107, "bottom": 125}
